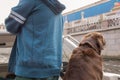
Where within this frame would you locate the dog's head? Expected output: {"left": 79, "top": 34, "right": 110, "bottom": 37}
{"left": 79, "top": 32, "right": 106, "bottom": 54}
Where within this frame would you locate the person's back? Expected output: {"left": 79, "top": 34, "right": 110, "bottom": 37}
{"left": 5, "top": 0, "right": 65, "bottom": 80}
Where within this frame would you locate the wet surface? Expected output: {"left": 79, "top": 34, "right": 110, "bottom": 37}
{"left": 103, "top": 59, "right": 120, "bottom": 74}
{"left": 0, "top": 48, "right": 11, "bottom": 63}
{"left": 0, "top": 53, "right": 9, "bottom": 64}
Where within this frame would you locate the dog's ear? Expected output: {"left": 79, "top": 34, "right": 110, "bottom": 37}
{"left": 96, "top": 34, "right": 106, "bottom": 50}
{"left": 79, "top": 32, "right": 106, "bottom": 54}
{"left": 79, "top": 36, "right": 98, "bottom": 52}
{"left": 79, "top": 32, "right": 96, "bottom": 48}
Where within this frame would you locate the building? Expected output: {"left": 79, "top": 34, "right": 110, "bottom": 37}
{"left": 62, "top": 0, "right": 120, "bottom": 58}
{"left": 0, "top": 24, "right": 6, "bottom": 31}
{"left": 63, "top": 0, "right": 120, "bottom": 35}
{"left": 63, "top": 0, "right": 120, "bottom": 22}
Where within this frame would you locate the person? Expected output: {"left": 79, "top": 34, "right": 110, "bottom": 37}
{"left": 5, "top": 0, "right": 65, "bottom": 80}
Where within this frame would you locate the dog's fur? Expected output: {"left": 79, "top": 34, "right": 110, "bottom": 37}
{"left": 63, "top": 32, "right": 106, "bottom": 80}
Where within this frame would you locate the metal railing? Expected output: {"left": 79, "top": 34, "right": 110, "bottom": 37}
{"left": 62, "top": 35, "right": 79, "bottom": 62}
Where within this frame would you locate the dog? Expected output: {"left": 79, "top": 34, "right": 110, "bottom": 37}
{"left": 63, "top": 32, "right": 106, "bottom": 80}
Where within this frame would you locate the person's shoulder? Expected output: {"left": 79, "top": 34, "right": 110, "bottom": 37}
{"left": 17, "top": 0, "right": 36, "bottom": 8}
{"left": 19, "top": 0, "right": 36, "bottom": 5}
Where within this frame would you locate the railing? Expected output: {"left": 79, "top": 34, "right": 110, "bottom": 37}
{"left": 64, "top": 11, "right": 120, "bottom": 34}
{"left": 62, "top": 35, "right": 79, "bottom": 62}
{"left": 65, "top": 17, "right": 120, "bottom": 34}
{"left": 63, "top": 35, "right": 79, "bottom": 46}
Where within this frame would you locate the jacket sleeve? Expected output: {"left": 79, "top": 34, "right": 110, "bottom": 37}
{"left": 5, "top": 0, "right": 35, "bottom": 34}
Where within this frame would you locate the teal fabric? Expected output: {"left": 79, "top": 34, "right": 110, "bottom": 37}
{"left": 15, "top": 76, "right": 59, "bottom": 80}
{"left": 41, "top": 0, "right": 65, "bottom": 15}
{"left": 5, "top": 0, "right": 64, "bottom": 78}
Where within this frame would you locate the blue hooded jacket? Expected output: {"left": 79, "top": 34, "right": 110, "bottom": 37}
{"left": 5, "top": 0, "right": 65, "bottom": 78}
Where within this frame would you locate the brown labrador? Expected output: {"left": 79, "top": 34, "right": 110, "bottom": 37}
{"left": 63, "top": 32, "right": 106, "bottom": 80}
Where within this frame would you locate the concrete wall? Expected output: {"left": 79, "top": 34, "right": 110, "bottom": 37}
{"left": 0, "top": 32, "right": 15, "bottom": 48}
{"left": 69, "top": 26, "right": 120, "bottom": 58}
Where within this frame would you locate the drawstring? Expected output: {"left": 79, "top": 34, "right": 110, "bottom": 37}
{"left": 41, "top": 0, "right": 65, "bottom": 15}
